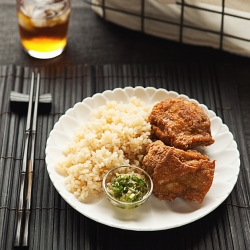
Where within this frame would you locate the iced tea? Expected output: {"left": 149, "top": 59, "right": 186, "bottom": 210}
{"left": 16, "top": 0, "right": 71, "bottom": 59}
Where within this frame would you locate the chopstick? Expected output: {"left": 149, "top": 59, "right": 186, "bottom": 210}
{"left": 14, "top": 72, "right": 35, "bottom": 248}
{"left": 13, "top": 72, "right": 40, "bottom": 249}
{"left": 22, "top": 73, "right": 40, "bottom": 247}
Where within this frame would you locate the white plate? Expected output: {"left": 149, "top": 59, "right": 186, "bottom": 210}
{"left": 45, "top": 87, "right": 240, "bottom": 231}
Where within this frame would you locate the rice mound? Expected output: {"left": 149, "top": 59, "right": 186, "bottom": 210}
{"left": 56, "top": 97, "right": 152, "bottom": 202}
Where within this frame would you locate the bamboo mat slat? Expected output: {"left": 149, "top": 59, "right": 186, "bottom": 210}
{"left": 0, "top": 64, "right": 249, "bottom": 250}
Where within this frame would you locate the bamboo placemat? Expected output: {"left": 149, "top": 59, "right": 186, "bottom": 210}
{"left": 0, "top": 64, "right": 249, "bottom": 250}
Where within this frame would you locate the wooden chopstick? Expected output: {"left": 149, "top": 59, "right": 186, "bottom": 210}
{"left": 13, "top": 72, "right": 40, "bottom": 249}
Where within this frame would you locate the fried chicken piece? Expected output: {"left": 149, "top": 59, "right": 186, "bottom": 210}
{"left": 142, "top": 140, "right": 215, "bottom": 204}
{"left": 149, "top": 98, "right": 214, "bottom": 150}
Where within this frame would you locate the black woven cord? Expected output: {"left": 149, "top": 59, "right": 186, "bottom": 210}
{"left": 141, "top": 0, "right": 145, "bottom": 33}
{"left": 102, "top": 0, "right": 106, "bottom": 20}
{"left": 179, "top": 0, "right": 185, "bottom": 43}
{"left": 219, "top": 0, "right": 225, "bottom": 50}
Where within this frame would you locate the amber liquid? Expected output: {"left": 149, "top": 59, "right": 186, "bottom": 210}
{"left": 17, "top": 2, "right": 70, "bottom": 56}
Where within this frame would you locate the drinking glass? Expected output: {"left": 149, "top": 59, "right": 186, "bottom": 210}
{"left": 16, "top": 0, "right": 71, "bottom": 59}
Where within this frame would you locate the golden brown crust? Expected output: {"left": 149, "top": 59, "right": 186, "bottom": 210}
{"left": 142, "top": 140, "right": 215, "bottom": 204}
{"left": 149, "top": 98, "right": 214, "bottom": 149}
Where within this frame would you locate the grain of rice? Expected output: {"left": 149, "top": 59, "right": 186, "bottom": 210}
{"left": 56, "top": 97, "right": 152, "bottom": 202}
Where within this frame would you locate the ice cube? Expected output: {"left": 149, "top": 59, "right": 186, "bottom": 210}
{"left": 19, "top": 1, "right": 69, "bottom": 28}
{"left": 33, "top": 7, "right": 49, "bottom": 19}
{"left": 21, "top": 1, "right": 67, "bottom": 19}
{"left": 18, "top": 7, "right": 35, "bottom": 31}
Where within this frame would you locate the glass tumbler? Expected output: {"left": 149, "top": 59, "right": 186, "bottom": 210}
{"left": 16, "top": 0, "right": 71, "bottom": 59}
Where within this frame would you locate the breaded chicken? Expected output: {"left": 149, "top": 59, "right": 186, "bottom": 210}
{"left": 149, "top": 98, "right": 214, "bottom": 150}
{"left": 142, "top": 140, "right": 215, "bottom": 204}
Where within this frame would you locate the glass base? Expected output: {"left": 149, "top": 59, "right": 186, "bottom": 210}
{"left": 24, "top": 47, "right": 65, "bottom": 59}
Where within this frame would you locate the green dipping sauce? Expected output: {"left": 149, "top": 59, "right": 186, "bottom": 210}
{"left": 107, "top": 173, "right": 148, "bottom": 202}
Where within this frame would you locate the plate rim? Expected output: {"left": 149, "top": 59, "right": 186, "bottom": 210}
{"left": 45, "top": 86, "right": 240, "bottom": 231}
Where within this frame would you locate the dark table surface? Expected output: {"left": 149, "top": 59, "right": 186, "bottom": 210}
{"left": 1, "top": 1, "right": 250, "bottom": 250}
{"left": 1, "top": 0, "right": 250, "bottom": 67}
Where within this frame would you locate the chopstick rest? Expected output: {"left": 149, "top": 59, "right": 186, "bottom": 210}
{"left": 10, "top": 91, "right": 52, "bottom": 114}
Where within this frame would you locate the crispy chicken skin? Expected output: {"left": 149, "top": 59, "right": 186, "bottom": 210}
{"left": 149, "top": 98, "right": 214, "bottom": 150}
{"left": 142, "top": 140, "right": 215, "bottom": 204}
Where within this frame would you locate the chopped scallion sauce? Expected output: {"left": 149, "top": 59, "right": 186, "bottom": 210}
{"left": 107, "top": 173, "right": 148, "bottom": 202}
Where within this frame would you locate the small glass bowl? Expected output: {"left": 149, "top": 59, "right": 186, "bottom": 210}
{"left": 102, "top": 165, "right": 153, "bottom": 209}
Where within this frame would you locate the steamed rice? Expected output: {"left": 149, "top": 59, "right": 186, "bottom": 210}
{"left": 56, "top": 97, "right": 152, "bottom": 201}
